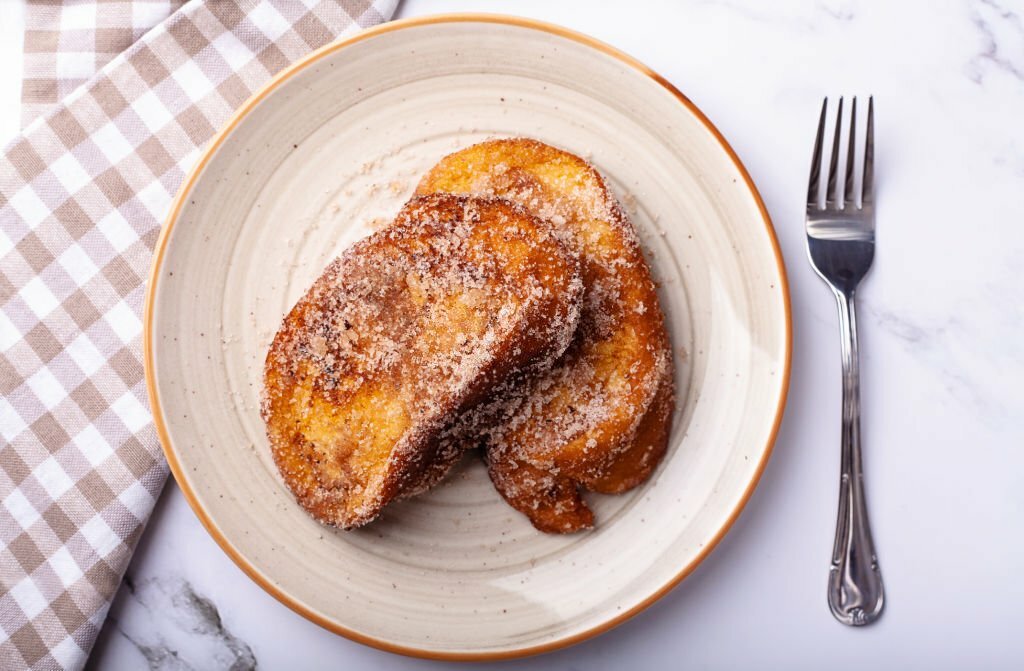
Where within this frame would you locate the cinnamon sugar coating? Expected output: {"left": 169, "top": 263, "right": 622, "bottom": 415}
{"left": 261, "top": 193, "right": 582, "bottom": 528}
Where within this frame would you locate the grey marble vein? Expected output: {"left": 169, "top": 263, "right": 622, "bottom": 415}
{"left": 695, "top": 0, "right": 857, "bottom": 30}
{"left": 867, "top": 302, "right": 1021, "bottom": 427}
{"left": 103, "top": 576, "right": 257, "bottom": 671}
{"left": 871, "top": 309, "right": 930, "bottom": 345}
{"left": 968, "top": 0, "right": 1024, "bottom": 83}
{"left": 816, "top": 1, "right": 856, "bottom": 22}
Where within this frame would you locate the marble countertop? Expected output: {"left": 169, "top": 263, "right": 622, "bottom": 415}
{"left": 3, "top": 1, "right": 1022, "bottom": 668}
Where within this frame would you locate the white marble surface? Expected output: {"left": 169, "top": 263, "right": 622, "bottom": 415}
{"left": 3, "top": 0, "right": 1023, "bottom": 668}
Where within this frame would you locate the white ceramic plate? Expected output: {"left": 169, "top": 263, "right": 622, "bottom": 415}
{"left": 145, "top": 15, "right": 791, "bottom": 660}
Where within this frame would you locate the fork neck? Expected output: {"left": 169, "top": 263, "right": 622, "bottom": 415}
{"left": 832, "top": 288, "right": 859, "bottom": 389}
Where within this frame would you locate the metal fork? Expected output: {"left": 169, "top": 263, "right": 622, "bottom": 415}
{"left": 806, "top": 96, "right": 884, "bottom": 626}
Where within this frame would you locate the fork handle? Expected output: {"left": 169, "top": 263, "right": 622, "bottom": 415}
{"left": 828, "top": 289, "right": 884, "bottom": 626}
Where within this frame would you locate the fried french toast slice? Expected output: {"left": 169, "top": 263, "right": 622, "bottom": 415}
{"left": 417, "top": 139, "right": 674, "bottom": 532}
{"left": 262, "top": 193, "right": 582, "bottom": 528}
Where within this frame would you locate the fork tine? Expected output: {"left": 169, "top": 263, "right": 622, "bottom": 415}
{"left": 807, "top": 98, "right": 827, "bottom": 209}
{"left": 825, "top": 97, "right": 843, "bottom": 207}
{"left": 862, "top": 96, "right": 874, "bottom": 207}
{"left": 844, "top": 97, "right": 857, "bottom": 208}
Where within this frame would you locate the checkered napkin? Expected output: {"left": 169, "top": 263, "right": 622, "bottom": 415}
{"left": 0, "top": 2, "right": 397, "bottom": 669}
{"left": 21, "top": 1, "right": 189, "bottom": 127}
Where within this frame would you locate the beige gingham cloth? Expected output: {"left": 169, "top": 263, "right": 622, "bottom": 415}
{"left": 21, "top": 1, "right": 189, "bottom": 127}
{"left": 0, "top": 1, "right": 397, "bottom": 669}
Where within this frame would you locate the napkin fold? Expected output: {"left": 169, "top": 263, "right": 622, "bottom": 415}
{"left": 0, "top": 2, "right": 397, "bottom": 669}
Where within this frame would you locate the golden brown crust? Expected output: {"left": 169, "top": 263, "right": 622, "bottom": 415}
{"left": 417, "top": 139, "right": 675, "bottom": 532}
{"left": 261, "top": 193, "right": 582, "bottom": 528}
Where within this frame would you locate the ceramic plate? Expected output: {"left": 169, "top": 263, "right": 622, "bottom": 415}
{"left": 144, "top": 14, "right": 791, "bottom": 660}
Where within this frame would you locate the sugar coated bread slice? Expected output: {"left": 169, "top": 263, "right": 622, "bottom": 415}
{"left": 416, "top": 139, "right": 674, "bottom": 532}
{"left": 262, "top": 193, "right": 583, "bottom": 528}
